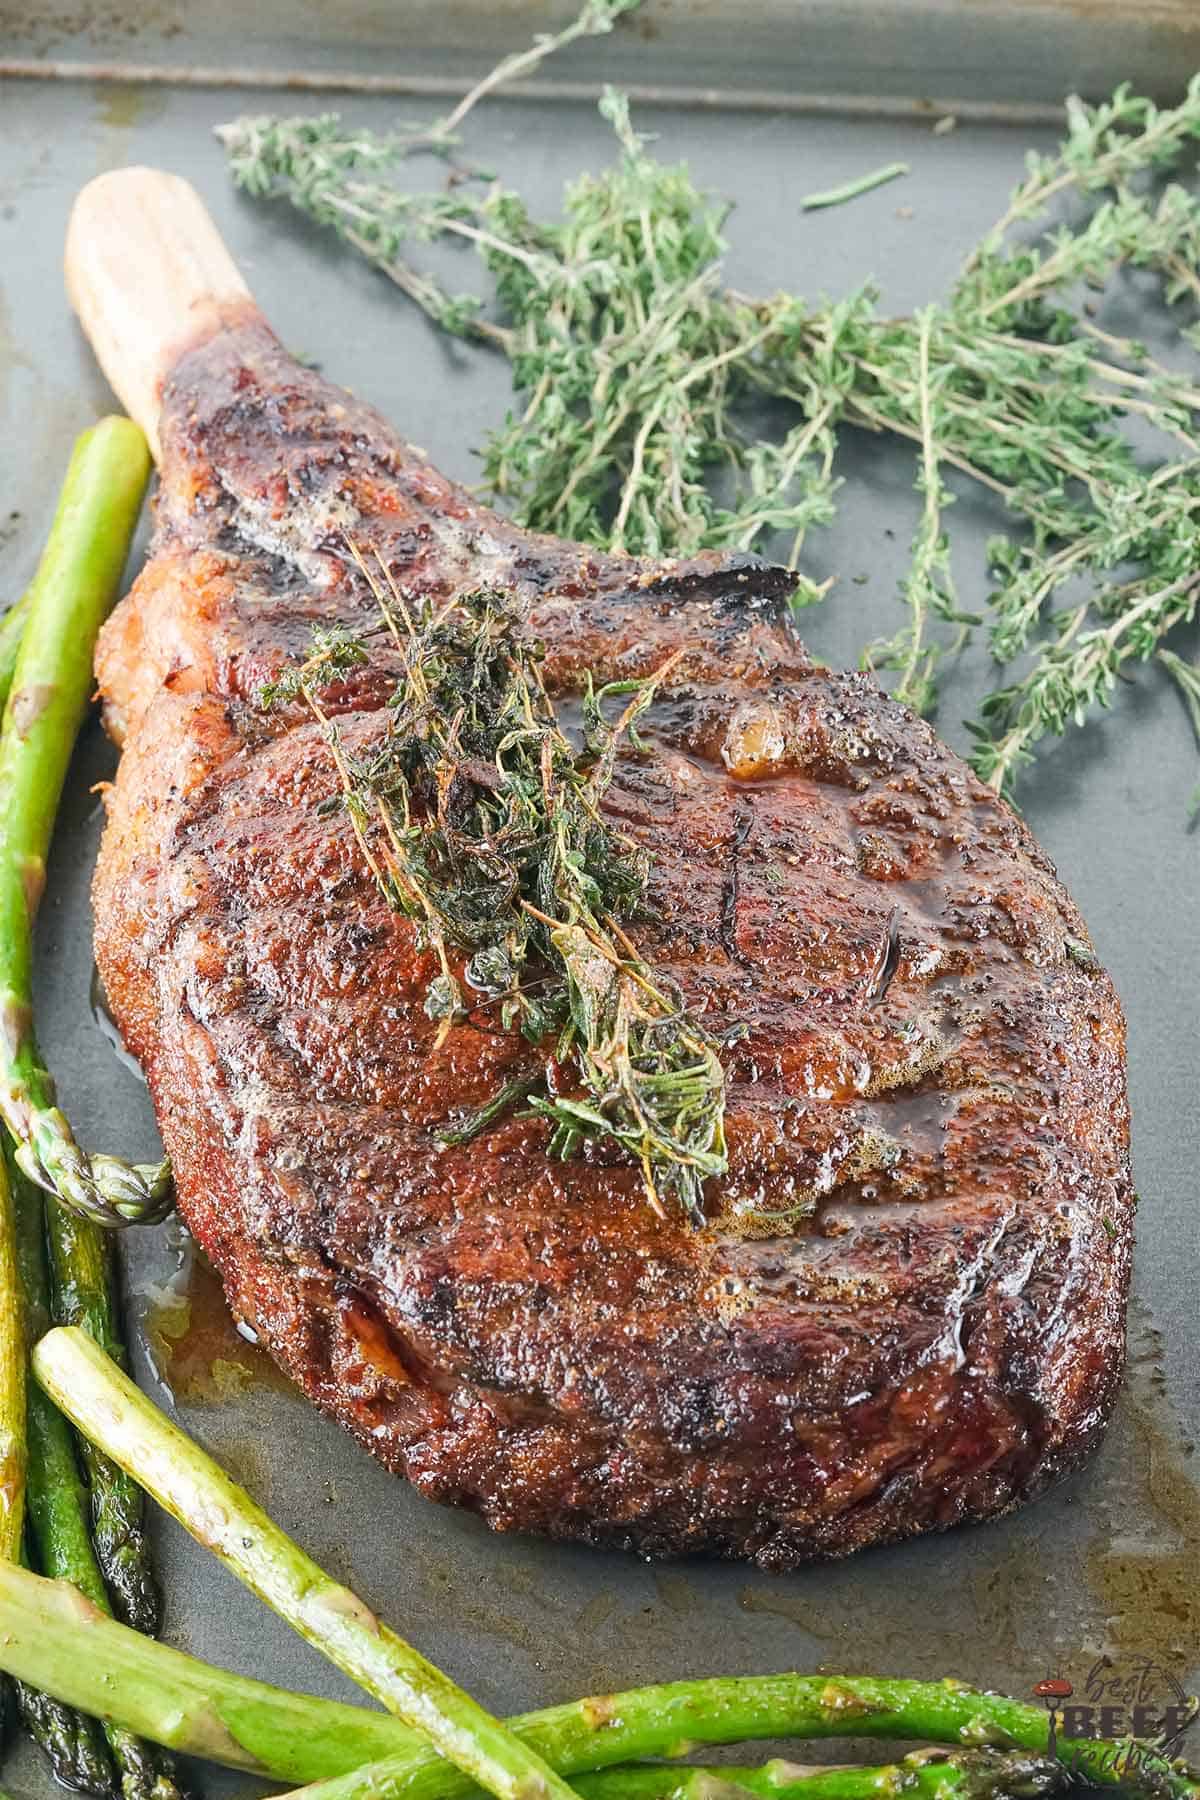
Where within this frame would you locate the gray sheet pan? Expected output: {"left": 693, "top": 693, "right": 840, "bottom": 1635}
{"left": 5, "top": 0, "right": 1200, "bottom": 114}
{"left": 1, "top": 43, "right": 1199, "bottom": 1800}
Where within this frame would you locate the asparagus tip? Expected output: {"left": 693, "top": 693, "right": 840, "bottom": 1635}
{"left": 15, "top": 1125, "right": 172, "bottom": 1229}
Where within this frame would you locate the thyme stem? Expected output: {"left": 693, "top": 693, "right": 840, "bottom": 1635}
{"left": 800, "top": 161, "right": 909, "bottom": 211}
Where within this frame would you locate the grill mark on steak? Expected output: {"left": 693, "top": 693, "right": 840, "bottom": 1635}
{"left": 91, "top": 313, "right": 1133, "bottom": 1566}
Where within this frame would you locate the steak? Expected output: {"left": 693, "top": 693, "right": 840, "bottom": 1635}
{"left": 90, "top": 278, "right": 1132, "bottom": 1568}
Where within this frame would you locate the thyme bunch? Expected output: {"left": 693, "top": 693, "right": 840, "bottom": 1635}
{"left": 222, "top": 47, "right": 1200, "bottom": 799}
{"left": 219, "top": 0, "right": 637, "bottom": 175}
{"left": 264, "top": 551, "right": 727, "bottom": 1223}
{"left": 222, "top": 91, "right": 845, "bottom": 602}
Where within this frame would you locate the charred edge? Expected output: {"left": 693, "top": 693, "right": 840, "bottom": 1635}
{"left": 638, "top": 553, "right": 800, "bottom": 622}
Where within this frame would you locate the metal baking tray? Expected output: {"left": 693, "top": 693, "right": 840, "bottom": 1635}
{"left": 5, "top": 0, "right": 1200, "bottom": 115}
{"left": 1, "top": 10, "right": 1199, "bottom": 1798}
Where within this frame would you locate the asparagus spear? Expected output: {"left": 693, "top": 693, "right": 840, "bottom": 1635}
{"left": 0, "top": 596, "right": 30, "bottom": 715}
{"left": 0, "top": 1150, "right": 23, "bottom": 1563}
{"left": 0, "top": 1120, "right": 29, "bottom": 1775}
{"left": 0, "top": 601, "right": 29, "bottom": 1604}
{"left": 0, "top": 1559, "right": 412, "bottom": 1782}
{"left": 0, "top": 601, "right": 28, "bottom": 1608}
{"left": 0, "top": 600, "right": 29, "bottom": 1622}
{"left": 573, "top": 1753, "right": 1066, "bottom": 1800}
{"left": 0, "top": 418, "right": 170, "bottom": 1229}
{"left": 32, "top": 1326, "right": 592, "bottom": 1800}
{"left": 0, "top": 1563, "right": 1194, "bottom": 1800}
{"left": 13, "top": 1165, "right": 181, "bottom": 1800}
{"left": 251, "top": 1680, "right": 1200, "bottom": 1800}
{"left": 13, "top": 1668, "right": 115, "bottom": 1798}
{"left": 0, "top": 462, "right": 159, "bottom": 1621}
{"left": 43, "top": 1201, "right": 158, "bottom": 1633}
{"left": 9, "top": 1135, "right": 115, "bottom": 1798}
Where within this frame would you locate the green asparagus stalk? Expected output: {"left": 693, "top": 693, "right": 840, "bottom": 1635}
{"left": 0, "top": 596, "right": 30, "bottom": 716}
{"left": 0, "top": 461, "right": 159, "bottom": 1620}
{"left": 264, "top": 1681, "right": 1200, "bottom": 1800}
{"left": 0, "top": 1558, "right": 412, "bottom": 1781}
{"left": 1, "top": 1560, "right": 1196, "bottom": 1800}
{"left": 9, "top": 1138, "right": 116, "bottom": 1796}
{"left": 13, "top": 1666, "right": 115, "bottom": 1799}
{"left": 0, "top": 418, "right": 170, "bottom": 1229}
{"left": 0, "top": 1149, "right": 23, "bottom": 1563}
{"left": 0, "top": 1132, "right": 27, "bottom": 1774}
{"left": 32, "top": 1326, "right": 592, "bottom": 1800}
{"left": 573, "top": 1752, "right": 1066, "bottom": 1800}
{"left": 13, "top": 1167, "right": 181, "bottom": 1800}
{"left": 0, "top": 598, "right": 28, "bottom": 1603}
{"left": 0, "top": 1132, "right": 24, "bottom": 1778}
{"left": 43, "top": 1201, "right": 158, "bottom": 1633}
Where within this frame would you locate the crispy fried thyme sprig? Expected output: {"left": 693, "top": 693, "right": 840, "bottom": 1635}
{"left": 263, "top": 547, "right": 728, "bottom": 1223}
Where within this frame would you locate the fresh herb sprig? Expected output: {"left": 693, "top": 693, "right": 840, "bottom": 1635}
{"left": 218, "top": 0, "right": 638, "bottom": 177}
{"left": 224, "top": 63, "right": 1200, "bottom": 803}
{"left": 264, "top": 548, "right": 727, "bottom": 1222}
{"left": 222, "top": 90, "right": 844, "bottom": 600}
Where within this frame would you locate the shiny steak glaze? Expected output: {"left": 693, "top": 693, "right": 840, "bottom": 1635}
{"left": 93, "top": 313, "right": 1132, "bottom": 1566}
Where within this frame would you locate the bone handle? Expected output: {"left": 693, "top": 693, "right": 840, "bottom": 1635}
{"left": 66, "top": 167, "right": 255, "bottom": 461}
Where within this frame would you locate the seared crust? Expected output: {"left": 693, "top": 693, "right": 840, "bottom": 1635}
{"left": 93, "top": 318, "right": 1132, "bottom": 1566}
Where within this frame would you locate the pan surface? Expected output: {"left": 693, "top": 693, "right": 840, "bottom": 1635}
{"left": 0, "top": 60, "right": 1197, "bottom": 1798}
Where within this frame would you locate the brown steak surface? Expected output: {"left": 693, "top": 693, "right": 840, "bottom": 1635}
{"left": 93, "top": 310, "right": 1132, "bottom": 1566}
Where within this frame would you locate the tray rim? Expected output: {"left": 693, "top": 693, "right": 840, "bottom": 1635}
{"left": 5, "top": 0, "right": 1200, "bottom": 115}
